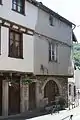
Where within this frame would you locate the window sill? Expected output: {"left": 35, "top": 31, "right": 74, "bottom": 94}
{"left": 12, "top": 9, "right": 26, "bottom": 16}
{"left": 8, "top": 55, "right": 24, "bottom": 59}
{"left": 50, "top": 24, "right": 54, "bottom": 27}
{"left": 49, "top": 60, "right": 57, "bottom": 63}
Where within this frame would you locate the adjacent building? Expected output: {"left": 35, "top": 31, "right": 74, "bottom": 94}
{"left": 0, "top": 0, "right": 76, "bottom": 116}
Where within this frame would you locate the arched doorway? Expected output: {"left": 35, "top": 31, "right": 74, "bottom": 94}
{"left": 44, "top": 80, "right": 59, "bottom": 103}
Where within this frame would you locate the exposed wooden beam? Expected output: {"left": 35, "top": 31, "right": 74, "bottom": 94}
{"left": 0, "top": 17, "right": 34, "bottom": 36}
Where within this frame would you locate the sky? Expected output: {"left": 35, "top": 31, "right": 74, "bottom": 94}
{"left": 37, "top": 0, "right": 80, "bottom": 42}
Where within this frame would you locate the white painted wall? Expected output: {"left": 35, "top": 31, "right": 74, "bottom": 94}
{"left": 34, "top": 34, "right": 72, "bottom": 75}
{"left": 35, "top": 9, "right": 72, "bottom": 45}
{"left": 75, "top": 70, "right": 80, "bottom": 89}
{"left": 68, "top": 82, "right": 75, "bottom": 102}
{"left": 0, "top": 26, "right": 34, "bottom": 72}
{"left": 34, "top": 8, "right": 73, "bottom": 75}
{"left": 0, "top": 0, "right": 38, "bottom": 30}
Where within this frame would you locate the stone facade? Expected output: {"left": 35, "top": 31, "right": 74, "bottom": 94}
{"left": 23, "top": 76, "right": 68, "bottom": 108}
{"left": 36, "top": 76, "right": 68, "bottom": 107}
{"left": 0, "top": 75, "right": 68, "bottom": 116}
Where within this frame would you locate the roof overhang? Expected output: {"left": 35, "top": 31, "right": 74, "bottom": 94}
{"left": 27, "top": 0, "right": 75, "bottom": 27}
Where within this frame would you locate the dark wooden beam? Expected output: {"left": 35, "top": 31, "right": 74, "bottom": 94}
{"left": 0, "top": 17, "right": 34, "bottom": 36}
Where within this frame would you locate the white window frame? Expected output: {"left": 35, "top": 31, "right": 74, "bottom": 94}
{"left": 49, "top": 42, "right": 57, "bottom": 61}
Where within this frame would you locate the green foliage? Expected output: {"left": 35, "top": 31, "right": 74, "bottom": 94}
{"left": 73, "top": 43, "right": 80, "bottom": 69}
{"left": 22, "top": 79, "right": 32, "bottom": 85}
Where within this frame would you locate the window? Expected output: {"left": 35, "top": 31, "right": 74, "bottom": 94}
{"left": 9, "top": 30, "right": 23, "bottom": 58}
{"left": 0, "top": 0, "right": 2, "bottom": 4}
{"left": 49, "top": 15, "right": 54, "bottom": 26}
{"left": 12, "top": 0, "right": 25, "bottom": 14}
{"left": 69, "top": 84, "right": 71, "bottom": 96}
{"left": 74, "top": 86, "right": 76, "bottom": 97}
{"left": 49, "top": 42, "right": 57, "bottom": 61}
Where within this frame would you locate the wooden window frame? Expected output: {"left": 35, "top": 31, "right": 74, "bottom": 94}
{"left": 49, "top": 42, "right": 57, "bottom": 62}
{"left": 9, "top": 29, "right": 23, "bottom": 59}
{"left": 12, "top": 0, "right": 25, "bottom": 15}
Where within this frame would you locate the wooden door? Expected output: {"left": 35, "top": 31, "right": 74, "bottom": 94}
{"left": 0, "top": 80, "right": 2, "bottom": 115}
{"left": 44, "top": 80, "right": 59, "bottom": 103}
{"left": 29, "top": 82, "right": 36, "bottom": 110}
{"left": 8, "top": 80, "right": 20, "bottom": 115}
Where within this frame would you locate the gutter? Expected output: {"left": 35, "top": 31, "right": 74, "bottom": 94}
{"left": 72, "top": 24, "right": 76, "bottom": 30}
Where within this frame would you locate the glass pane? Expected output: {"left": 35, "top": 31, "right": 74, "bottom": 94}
{"left": 18, "top": 6, "right": 21, "bottom": 12}
{"left": 52, "top": 55, "right": 55, "bottom": 60}
{"left": 13, "top": 0, "right": 17, "bottom": 4}
{"left": 9, "top": 40, "right": 14, "bottom": 57}
{"left": 15, "top": 41, "right": 20, "bottom": 57}
{"left": 52, "top": 50, "right": 54, "bottom": 56}
{"left": 15, "top": 41, "right": 19, "bottom": 47}
{"left": 15, "top": 33, "right": 20, "bottom": 41}
{"left": 49, "top": 50, "right": 51, "bottom": 61}
{"left": 18, "top": 0, "right": 22, "bottom": 6}
{"left": 10, "top": 32, "right": 14, "bottom": 40}
{"left": 0, "top": 0, "right": 2, "bottom": 4}
{"left": 13, "top": 4, "right": 17, "bottom": 10}
{"left": 10, "top": 40, "right": 13, "bottom": 46}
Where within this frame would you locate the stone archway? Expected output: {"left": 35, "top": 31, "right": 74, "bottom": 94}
{"left": 43, "top": 79, "right": 60, "bottom": 103}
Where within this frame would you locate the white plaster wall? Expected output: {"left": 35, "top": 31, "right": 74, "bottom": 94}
{"left": 34, "top": 34, "right": 72, "bottom": 75}
{"left": 68, "top": 82, "right": 75, "bottom": 102}
{"left": 75, "top": 70, "right": 80, "bottom": 89}
{"left": 0, "top": 26, "right": 34, "bottom": 72}
{"left": 35, "top": 9, "right": 72, "bottom": 45}
{"left": 0, "top": 0, "right": 38, "bottom": 30}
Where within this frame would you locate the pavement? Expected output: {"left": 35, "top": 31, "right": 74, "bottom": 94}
{"left": 0, "top": 106, "right": 80, "bottom": 120}
{"left": 27, "top": 106, "right": 80, "bottom": 120}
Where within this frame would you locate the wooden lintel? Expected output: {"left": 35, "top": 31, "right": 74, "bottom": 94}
{"left": 0, "top": 17, "right": 34, "bottom": 36}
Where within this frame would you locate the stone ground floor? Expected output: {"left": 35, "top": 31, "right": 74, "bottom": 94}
{"left": 0, "top": 73, "right": 68, "bottom": 117}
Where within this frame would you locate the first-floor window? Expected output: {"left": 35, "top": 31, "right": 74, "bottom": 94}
{"left": 69, "top": 84, "right": 71, "bottom": 96}
{"left": 74, "top": 86, "right": 76, "bottom": 97}
{"left": 9, "top": 30, "right": 23, "bottom": 58}
{"left": 49, "top": 42, "right": 57, "bottom": 61}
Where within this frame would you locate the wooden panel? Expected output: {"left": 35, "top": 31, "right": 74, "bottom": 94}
{"left": 44, "top": 80, "right": 59, "bottom": 103}
{"left": 29, "top": 82, "right": 36, "bottom": 110}
{"left": 8, "top": 79, "right": 20, "bottom": 115}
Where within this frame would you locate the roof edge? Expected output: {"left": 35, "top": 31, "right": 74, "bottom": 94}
{"left": 27, "top": 0, "right": 75, "bottom": 27}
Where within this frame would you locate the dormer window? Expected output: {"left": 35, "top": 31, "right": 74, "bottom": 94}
{"left": 49, "top": 15, "right": 54, "bottom": 26}
{"left": 12, "top": 0, "right": 25, "bottom": 15}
